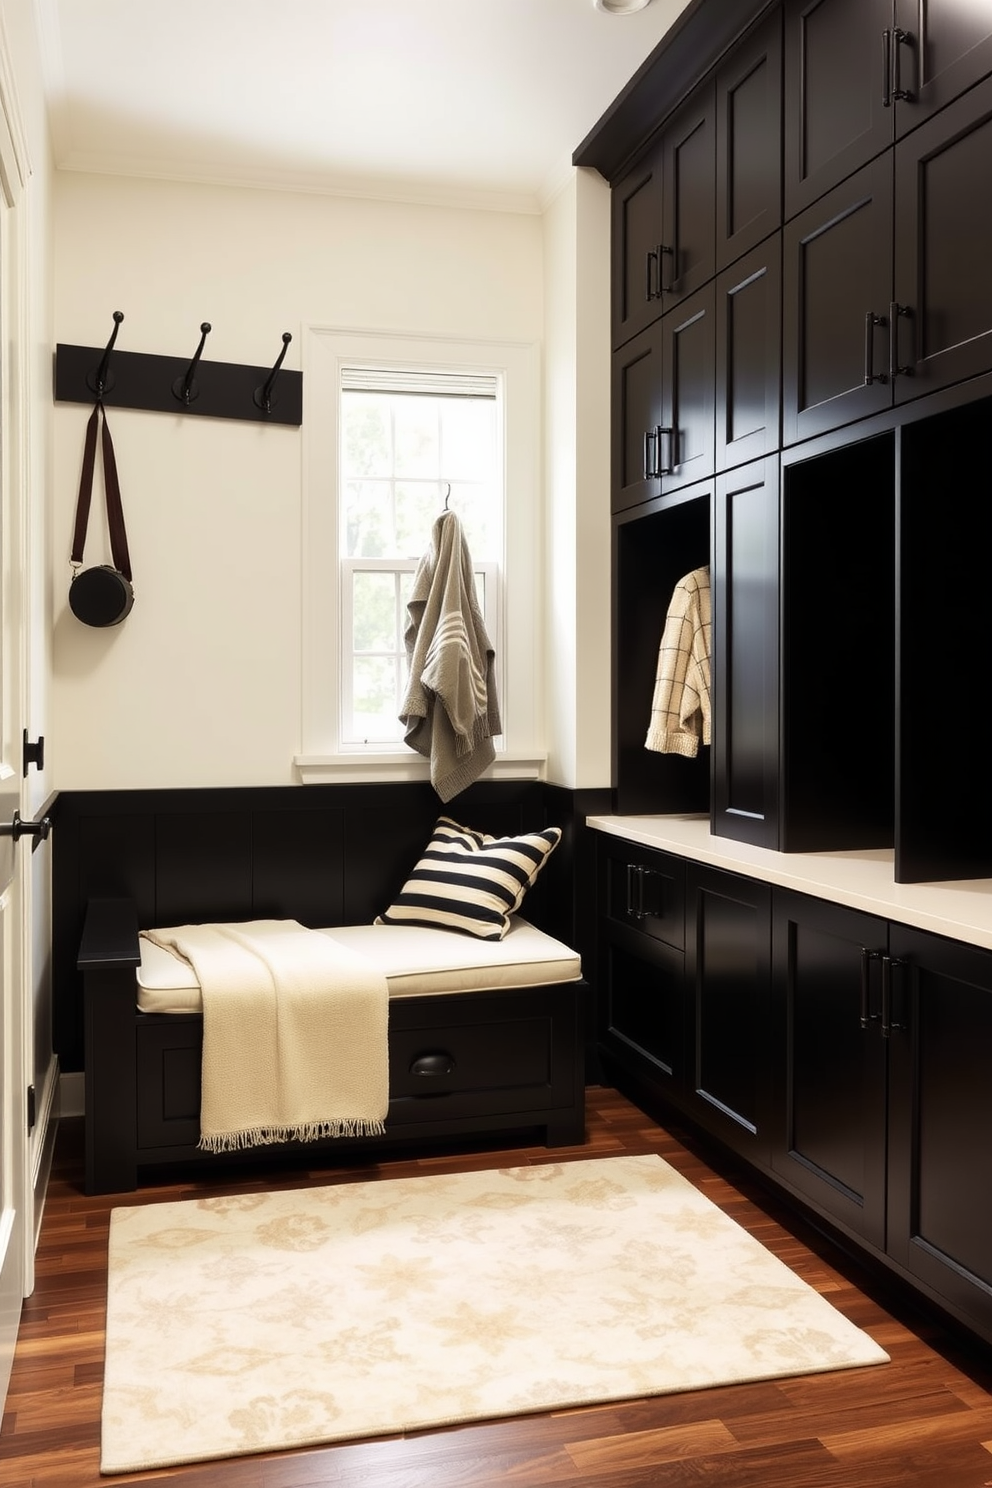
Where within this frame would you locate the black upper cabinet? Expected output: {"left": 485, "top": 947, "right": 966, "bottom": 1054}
{"left": 716, "top": 9, "right": 783, "bottom": 271}
{"left": 891, "top": 0, "right": 992, "bottom": 135}
{"left": 611, "top": 285, "right": 715, "bottom": 511}
{"left": 893, "top": 73, "right": 992, "bottom": 400}
{"left": 785, "top": 0, "right": 992, "bottom": 221}
{"left": 715, "top": 235, "right": 782, "bottom": 471}
{"left": 784, "top": 0, "right": 893, "bottom": 218}
{"left": 611, "top": 82, "right": 716, "bottom": 351}
{"left": 782, "top": 156, "right": 894, "bottom": 444}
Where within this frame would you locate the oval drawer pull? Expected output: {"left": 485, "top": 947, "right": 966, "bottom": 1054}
{"left": 409, "top": 1051, "right": 455, "bottom": 1078}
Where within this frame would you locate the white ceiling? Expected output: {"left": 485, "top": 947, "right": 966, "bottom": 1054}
{"left": 36, "top": 0, "right": 693, "bottom": 213}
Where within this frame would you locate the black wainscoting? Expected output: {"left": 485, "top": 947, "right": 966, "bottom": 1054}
{"left": 52, "top": 779, "right": 611, "bottom": 1076}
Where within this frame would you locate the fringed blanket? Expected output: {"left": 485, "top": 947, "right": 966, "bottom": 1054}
{"left": 140, "top": 920, "right": 389, "bottom": 1153}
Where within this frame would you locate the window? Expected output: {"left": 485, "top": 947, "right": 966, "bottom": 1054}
{"left": 299, "top": 329, "right": 543, "bottom": 783}
{"left": 339, "top": 367, "right": 501, "bottom": 746}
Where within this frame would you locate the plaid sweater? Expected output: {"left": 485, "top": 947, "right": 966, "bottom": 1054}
{"left": 645, "top": 565, "right": 711, "bottom": 757}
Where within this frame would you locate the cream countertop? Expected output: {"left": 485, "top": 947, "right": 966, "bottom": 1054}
{"left": 587, "top": 814, "right": 992, "bottom": 953}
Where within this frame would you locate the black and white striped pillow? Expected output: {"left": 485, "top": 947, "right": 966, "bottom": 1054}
{"left": 375, "top": 816, "right": 562, "bottom": 941}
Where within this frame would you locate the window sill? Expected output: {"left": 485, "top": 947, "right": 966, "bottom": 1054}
{"left": 293, "top": 752, "right": 547, "bottom": 786}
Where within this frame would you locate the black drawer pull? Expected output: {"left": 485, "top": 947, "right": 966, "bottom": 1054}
{"left": 409, "top": 1051, "right": 455, "bottom": 1078}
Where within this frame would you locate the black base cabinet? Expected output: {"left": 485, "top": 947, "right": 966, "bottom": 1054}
{"left": 598, "top": 838, "right": 992, "bottom": 1348}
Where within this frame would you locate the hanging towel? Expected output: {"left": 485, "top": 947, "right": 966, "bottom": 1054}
{"left": 400, "top": 510, "right": 502, "bottom": 802}
{"left": 645, "top": 565, "right": 712, "bottom": 757}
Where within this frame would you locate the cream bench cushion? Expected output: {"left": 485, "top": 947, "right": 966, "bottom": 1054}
{"left": 136, "top": 915, "right": 582, "bottom": 1015}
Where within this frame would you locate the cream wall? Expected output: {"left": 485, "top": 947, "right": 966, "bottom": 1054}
{"left": 543, "top": 169, "right": 612, "bottom": 788}
{"left": 50, "top": 173, "right": 549, "bottom": 788}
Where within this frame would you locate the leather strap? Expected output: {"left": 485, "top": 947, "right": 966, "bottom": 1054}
{"left": 70, "top": 402, "right": 132, "bottom": 582}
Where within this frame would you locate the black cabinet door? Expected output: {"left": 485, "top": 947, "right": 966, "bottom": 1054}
{"left": 600, "top": 923, "right": 687, "bottom": 1099}
{"left": 685, "top": 864, "right": 772, "bottom": 1163}
{"left": 783, "top": 156, "right": 894, "bottom": 444}
{"left": 892, "top": 0, "right": 992, "bottom": 135}
{"left": 660, "top": 283, "right": 716, "bottom": 493}
{"left": 611, "top": 321, "right": 665, "bottom": 512}
{"left": 770, "top": 890, "right": 888, "bottom": 1249}
{"left": 784, "top": 0, "right": 894, "bottom": 219}
{"left": 712, "top": 457, "right": 780, "bottom": 848}
{"left": 715, "top": 236, "right": 782, "bottom": 472}
{"left": 887, "top": 926, "right": 992, "bottom": 1344}
{"left": 601, "top": 837, "right": 686, "bottom": 950}
{"left": 661, "top": 81, "right": 717, "bottom": 309}
{"left": 716, "top": 8, "right": 783, "bottom": 272}
{"left": 893, "top": 74, "right": 992, "bottom": 402}
{"left": 612, "top": 144, "right": 665, "bottom": 350}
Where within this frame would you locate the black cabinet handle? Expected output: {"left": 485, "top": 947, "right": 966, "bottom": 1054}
{"left": 656, "top": 243, "right": 674, "bottom": 296}
{"left": 860, "top": 947, "right": 882, "bottom": 1028}
{"left": 409, "top": 1051, "right": 455, "bottom": 1077}
{"left": 880, "top": 955, "right": 908, "bottom": 1039}
{"left": 891, "top": 27, "right": 913, "bottom": 103}
{"left": 888, "top": 301, "right": 913, "bottom": 381}
{"left": 882, "top": 28, "right": 893, "bottom": 107}
{"left": 864, "top": 310, "right": 888, "bottom": 385}
{"left": 655, "top": 424, "right": 674, "bottom": 475}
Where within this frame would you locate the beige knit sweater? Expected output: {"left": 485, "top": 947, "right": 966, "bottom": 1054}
{"left": 645, "top": 565, "right": 712, "bottom": 757}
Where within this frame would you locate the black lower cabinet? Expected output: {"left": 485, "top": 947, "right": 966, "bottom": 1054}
{"left": 684, "top": 865, "right": 772, "bottom": 1165}
{"left": 598, "top": 839, "right": 992, "bottom": 1348}
{"left": 770, "top": 890, "right": 888, "bottom": 1249}
{"left": 886, "top": 926, "right": 992, "bottom": 1343}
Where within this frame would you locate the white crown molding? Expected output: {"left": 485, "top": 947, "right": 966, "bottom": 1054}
{"left": 53, "top": 148, "right": 545, "bottom": 217}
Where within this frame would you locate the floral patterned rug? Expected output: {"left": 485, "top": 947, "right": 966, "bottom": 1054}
{"left": 101, "top": 1153, "right": 888, "bottom": 1473}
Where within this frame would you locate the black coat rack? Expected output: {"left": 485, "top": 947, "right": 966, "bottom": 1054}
{"left": 54, "top": 312, "right": 303, "bottom": 426}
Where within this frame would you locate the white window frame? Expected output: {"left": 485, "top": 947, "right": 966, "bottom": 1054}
{"left": 340, "top": 556, "right": 499, "bottom": 749}
{"left": 297, "top": 327, "right": 545, "bottom": 784}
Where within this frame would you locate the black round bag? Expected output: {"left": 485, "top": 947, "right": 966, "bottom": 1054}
{"left": 69, "top": 401, "right": 134, "bottom": 627}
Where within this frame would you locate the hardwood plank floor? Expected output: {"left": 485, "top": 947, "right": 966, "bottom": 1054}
{"left": 3, "top": 1087, "right": 992, "bottom": 1487}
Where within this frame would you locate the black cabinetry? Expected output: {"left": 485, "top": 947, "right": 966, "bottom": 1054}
{"left": 772, "top": 887, "right": 992, "bottom": 1344}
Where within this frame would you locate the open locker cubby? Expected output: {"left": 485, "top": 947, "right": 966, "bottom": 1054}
{"left": 896, "top": 395, "right": 992, "bottom": 883}
{"left": 780, "top": 432, "right": 896, "bottom": 853}
{"left": 613, "top": 486, "right": 712, "bottom": 816}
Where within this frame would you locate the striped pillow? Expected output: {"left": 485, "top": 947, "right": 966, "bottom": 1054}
{"left": 375, "top": 816, "right": 562, "bottom": 941}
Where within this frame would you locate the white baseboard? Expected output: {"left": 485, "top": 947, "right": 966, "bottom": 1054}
{"left": 59, "top": 1070, "right": 85, "bottom": 1120}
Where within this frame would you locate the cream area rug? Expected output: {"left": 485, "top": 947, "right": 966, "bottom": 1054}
{"left": 101, "top": 1153, "right": 888, "bottom": 1473}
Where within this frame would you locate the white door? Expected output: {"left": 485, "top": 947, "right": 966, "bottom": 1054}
{"left": 0, "top": 82, "right": 30, "bottom": 1403}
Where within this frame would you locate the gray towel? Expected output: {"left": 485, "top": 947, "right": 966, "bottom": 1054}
{"left": 400, "top": 511, "right": 502, "bottom": 802}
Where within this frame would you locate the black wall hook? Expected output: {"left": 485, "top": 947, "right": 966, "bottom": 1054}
{"left": 253, "top": 332, "right": 292, "bottom": 414}
{"left": 87, "top": 311, "right": 124, "bottom": 397}
{"left": 172, "top": 322, "right": 212, "bottom": 406}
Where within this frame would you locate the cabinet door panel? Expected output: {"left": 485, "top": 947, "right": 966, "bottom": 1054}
{"left": 612, "top": 147, "right": 665, "bottom": 349}
{"left": 893, "top": 76, "right": 992, "bottom": 400}
{"left": 715, "top": 237, "right": 782, "bottom": 471}
{"left": 661, "top": 283, "right": 715, "bottom": 492}
{"left": 611, "top": 322, "right": 664, "bottom": 512}
{"left": 686, "top": 866, "right": 772, "bottom": 1163}
{"left": 784, "top": 0, "right": 893, "bottom": 218}
{"left": 783, "top": 157, "right": 893, "bottom": 443}
{"left": 662, "top": 82, "right": 716, "bottom": 307}
{"left": 887, "top": 927, "right": 992, "bottom": 1341}
{"left": 893, "top": 0, "right": 992, "bottom": 134}
{"left": 771, "top": 892, "right": 888, "bottom": 1248}
{"left": 716, "top": 9, "right": 783, "bottom": 271}
{"left": 712, "top": 458, "right": 780, "bottom": 848}
{"left": 602, "top": 929, "right": 686, "bottom": 1088}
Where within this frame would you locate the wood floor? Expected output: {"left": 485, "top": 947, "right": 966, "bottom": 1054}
{"left": 4, "top": 1086, "right": 992, "bottom": 1487}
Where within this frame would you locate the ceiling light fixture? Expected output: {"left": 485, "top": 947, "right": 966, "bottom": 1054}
{"left": 593, "top": 0, "right": 653, "bottom": 13}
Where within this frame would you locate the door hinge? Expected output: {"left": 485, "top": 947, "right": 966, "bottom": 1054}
{"left": 27, "top": 1084, "right": 36, "bottom": 1131}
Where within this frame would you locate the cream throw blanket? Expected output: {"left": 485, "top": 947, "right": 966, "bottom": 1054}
{"left": 140, "top": 920, "right": 389, "bottom": 1153}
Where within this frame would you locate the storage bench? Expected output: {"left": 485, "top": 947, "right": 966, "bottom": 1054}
{"left": 79, "top": 898, "right": 587, "bottom": 1195}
